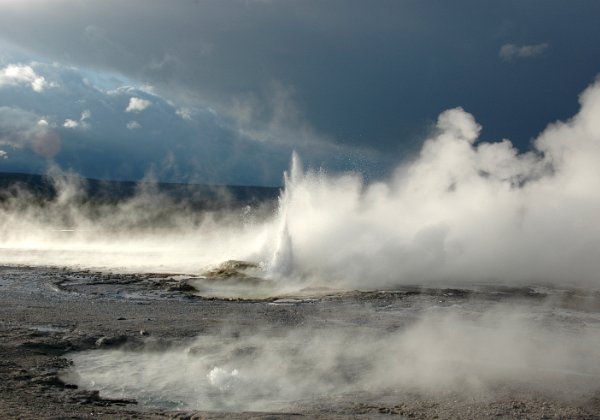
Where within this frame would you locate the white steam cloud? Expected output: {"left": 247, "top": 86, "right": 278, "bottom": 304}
{"left": 2, "top": 79, "right": 600, "bottom": 291}
{"left": 264, "top": 78, "right": 600, "bottom": 288}
{"left": 66, "top": 302, "right": 600, "bottom": 411}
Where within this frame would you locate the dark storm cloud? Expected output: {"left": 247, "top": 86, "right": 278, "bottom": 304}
{"left": 0, "top": 0, "right": 600, "bottom": 171}
{"left": 0, "top": 57, "right": 369, "bottom": 185}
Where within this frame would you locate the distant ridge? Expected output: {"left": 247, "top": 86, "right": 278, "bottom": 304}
{"left": 0, "top": 172, "right": 281, "bottom": 209}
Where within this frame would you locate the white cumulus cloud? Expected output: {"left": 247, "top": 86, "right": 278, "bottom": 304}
{"left": 63, "top": 110, "right": 91, "bottom": 130}
{"left": 0, "top": 149, "right": 7, "bottom": 159}
{"left": 175, "top": 107, "right": 192, "bottom": 120}
{"left": 126, "top": 120, "right": 141, "bottom": 130}
{"left": 125, "top": 97, "right": 151, "bottom": 113}
{"left": 63, "top": 119, "right": 79, "bottom": 129}
{"left": 0, "top": 64, "right": 53, "bottom": 92}
{"left": 499, "top": 43, "right": 549, "bottom": 61}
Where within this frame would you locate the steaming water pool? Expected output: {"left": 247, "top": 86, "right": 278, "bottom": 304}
{"left": 63, "top": 288, "right": 600, "bottom": 412}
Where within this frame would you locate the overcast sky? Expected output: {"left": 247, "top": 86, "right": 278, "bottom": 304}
{"left": 0, "top": 0, "right": 599, "bottom": 186}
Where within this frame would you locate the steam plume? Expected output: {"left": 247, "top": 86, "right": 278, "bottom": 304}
{"left": 2, "top": 79, "right": 600, "bottom": 290}
{"left": 65, "top": 302, "right": 600, "bottom": 411}
{"left": 262, "top": 79, "right": 600, "bottom": 288}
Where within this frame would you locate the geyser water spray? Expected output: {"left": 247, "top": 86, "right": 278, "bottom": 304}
{"left": 267, "top": 152, "right": 301, "bottom": 278}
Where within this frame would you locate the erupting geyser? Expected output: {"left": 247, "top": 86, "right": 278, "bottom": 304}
{"left": 261, "top": 79, "right": 600, "bottom": 289}
{"left": 1, "top": 79, "right": 600, "bottom": 291}
{"left": 267, "top": 152, "right": 301, "bottom": 278}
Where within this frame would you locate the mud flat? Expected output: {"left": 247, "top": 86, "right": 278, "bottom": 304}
{"left": 1, "top": 265, "right": 600, "bottom": 419}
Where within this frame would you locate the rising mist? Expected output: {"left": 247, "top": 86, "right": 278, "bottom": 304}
{"left": 2, "top": 79, "right": 600, "bottom": 291}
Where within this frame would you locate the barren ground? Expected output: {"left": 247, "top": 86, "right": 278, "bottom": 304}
{"left": 1, "top": 265, "right": 600, "bottom": 419}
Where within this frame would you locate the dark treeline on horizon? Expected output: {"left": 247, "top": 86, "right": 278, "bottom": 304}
{"left": 0, "top": 172, "right": 280, "bottom": 210}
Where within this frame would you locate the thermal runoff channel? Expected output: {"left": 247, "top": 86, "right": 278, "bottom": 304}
{"left": 2, "top": 79, "right": 600, "bottom": 292}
